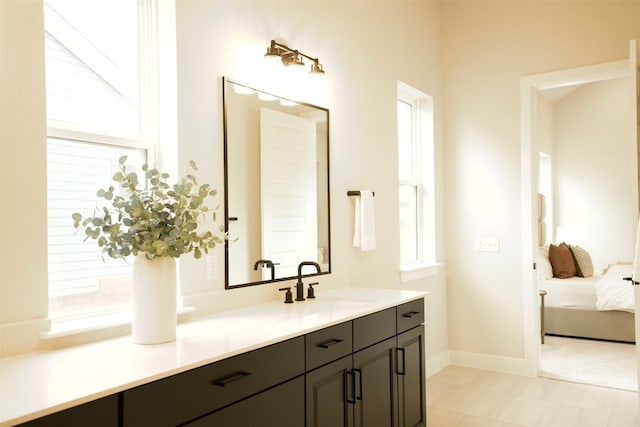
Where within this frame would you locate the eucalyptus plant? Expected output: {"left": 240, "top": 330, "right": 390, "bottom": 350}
{"left": 72, "top": 156, "right": 226, "bottom": 260}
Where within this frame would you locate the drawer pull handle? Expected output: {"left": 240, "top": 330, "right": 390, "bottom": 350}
{"left": 211, "top": 371, "right": 252, "bottom": 387}
{"left": 402, "top": 311, "right": 420, "bottom": 318}
{"left": 318, "top": 338, "right": 343, "bottom": 349}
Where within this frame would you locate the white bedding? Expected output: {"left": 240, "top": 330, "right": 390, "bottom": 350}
{"left": 539, "top": 276, "right": 599, "bottom": 307}
{"left": 594, "top": 264, "right": 635, "bottom": 312}
{"left": 539, "top": 263, "right": 635, "bottom": 312}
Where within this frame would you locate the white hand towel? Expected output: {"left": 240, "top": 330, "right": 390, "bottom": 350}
{"left": 353, "top": 190, "right": 376, "bottom": 251}
{"left": 633, "top": 217, "right": 640, "bottom": 283}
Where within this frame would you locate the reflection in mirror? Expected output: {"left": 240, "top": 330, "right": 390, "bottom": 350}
{"left": 223, "top": 77, "right": 330, "bottom": 288}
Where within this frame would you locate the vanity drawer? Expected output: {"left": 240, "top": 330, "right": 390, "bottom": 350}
{"left": 122, "top": 336, "right": 304, "bottom": 427}
{"left": 396, "top": 298, "right": 425, "bottom": 333}
{"left": 305, "top": 321, "right": 353, "bottom": 371}
{"left": 352, "top": 307, "right": 396, "bottom": 351}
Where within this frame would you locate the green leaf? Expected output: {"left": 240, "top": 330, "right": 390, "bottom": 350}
{"left": 127, "top": 173, "right": 138, "bottom": 186}
{"left": 70, "top": 159, "right": 228, "bottom": 261}
{"left": 119, "top": 155, "right": 128, "bottom": 165}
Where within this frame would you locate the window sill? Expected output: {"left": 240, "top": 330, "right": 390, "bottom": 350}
{"left": 400, "top": 263, "right": 441, "bottom": 282}
{"left": 42, "top": 307, "right": 195, "bottom": 340}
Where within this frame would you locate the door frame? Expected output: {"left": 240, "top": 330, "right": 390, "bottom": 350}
{"left": 520, "top": 58, "right": 632, "bottom": 376}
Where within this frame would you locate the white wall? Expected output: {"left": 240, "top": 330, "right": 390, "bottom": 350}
{"left": 0, "top": 0, "right": 50, "bottom": 356}
{"left": 174, "top": 0, "right": 449, "bottom": 373}
{"left": 443, "top": 1, "right": 640, "bottom": 371}
{"left": 553, "top": 78, "right": 633, "bottom": 271}
{"left": 0, "top": 0, "right": 449, "bottom": 372}
{"left": 6, "top": 0, "right": 637, "bottom": 378}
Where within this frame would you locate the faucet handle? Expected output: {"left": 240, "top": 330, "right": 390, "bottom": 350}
{"left": 307, "top": 282, "right": 319, "bottom": 299}
{"left": 278, "top": 287, "right": 294, "bottom": 304}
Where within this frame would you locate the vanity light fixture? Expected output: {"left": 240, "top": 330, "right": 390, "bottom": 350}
{"left": 264, "top": 40, "right": 325, "bottom": 77}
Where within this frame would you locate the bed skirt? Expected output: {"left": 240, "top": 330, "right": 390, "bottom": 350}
{"left": 544, "top": 306, "right": 635, "bottom": 343}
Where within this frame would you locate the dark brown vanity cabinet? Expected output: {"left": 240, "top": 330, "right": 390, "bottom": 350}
{"left": 305, "top": 299, "right": 426, "bottom": 427}
{"left": 183, "top": 376, "right": 305, "bottom": 426}
{"left": 396, "top": 325, "right": 426, "bottom": 427}
{"left": 16, "top": 298, "right": 425, "bottom": 427}
{"left": 122, "top": 336, "right": 305, "bottom": 427}
{"left": 16, "top": 395, "right": 118, "bottom": 427}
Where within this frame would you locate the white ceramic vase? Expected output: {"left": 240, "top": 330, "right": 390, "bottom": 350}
{"left": 132, "top": 255, "right": 177, "bottom": 344}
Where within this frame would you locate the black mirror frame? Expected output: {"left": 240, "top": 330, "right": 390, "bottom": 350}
{"left": 222, "top": 77, "right": 331, "bottom": 289}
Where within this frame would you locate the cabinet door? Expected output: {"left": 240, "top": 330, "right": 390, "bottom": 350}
{"left": 17, "top": 395, "right": 118, "bottom": 427}
{"left": 352, "top": 337, "right": 397, "bottom": 427}
{"left": 184, "top": 376, "right": 304, "bottom": 427}
{"left": 306, "top": 355, "right": 354, "bottom": 427}
{"left": 396, "top": 326, "right": 425, "bottom": 427}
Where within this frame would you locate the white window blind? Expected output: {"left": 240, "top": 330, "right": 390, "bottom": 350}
{"left": 47, "top": 140, "right": 144, "bottom": 296}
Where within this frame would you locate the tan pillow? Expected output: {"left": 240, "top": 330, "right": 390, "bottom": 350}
{"left": 548, "top": 243, "right": 576, "bottom": 279}
{"left": 569, "top": 245, "right": 594, "bottom": 277}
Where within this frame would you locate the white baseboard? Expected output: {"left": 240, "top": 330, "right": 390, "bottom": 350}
{"left": 426, "top": 350, "right": 451, "bottom": 378}
{"left": 449, "top": 350, "right": 535, "bottom": 377}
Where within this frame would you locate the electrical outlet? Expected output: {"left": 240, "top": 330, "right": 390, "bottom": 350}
{"left": 207, "top": 255, "right": 218, "bottom": 280}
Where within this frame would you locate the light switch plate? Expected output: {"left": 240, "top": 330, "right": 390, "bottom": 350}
{"left": 475, "top": 238, "right": 500, "bottom": 252}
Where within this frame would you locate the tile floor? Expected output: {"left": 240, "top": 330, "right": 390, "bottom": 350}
{"left": 426, "top": 365, "right": 639, "bottom": 426}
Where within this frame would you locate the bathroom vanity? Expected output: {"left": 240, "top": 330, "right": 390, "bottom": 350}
{"left": 1, "top": 288, "right": 426, "bottom": 427}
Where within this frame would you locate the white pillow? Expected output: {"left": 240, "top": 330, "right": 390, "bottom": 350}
{"left": 537, "top": 245, "right": 553, "bottom": 280}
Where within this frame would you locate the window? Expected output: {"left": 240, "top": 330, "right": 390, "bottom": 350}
{"left": 397, "top": 82, "right": 435, "bottom": 278}
{"left": 45, "top": 0, "right": 155, "bottom": 321}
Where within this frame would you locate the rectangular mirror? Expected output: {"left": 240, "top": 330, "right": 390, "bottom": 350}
{"left": 223, "top": 77, "right": 331, "bottom": 288}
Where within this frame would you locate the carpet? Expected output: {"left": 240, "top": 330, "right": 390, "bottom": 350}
{"left": 539, "top": 335, "right": 638, "bottom": 391}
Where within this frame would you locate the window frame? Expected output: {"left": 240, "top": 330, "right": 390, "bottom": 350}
{"left": 44, "top": 0, "right": 161, "bottom": 327}
{"left": 397, "top": 81, "right": 437, "bottom": 281}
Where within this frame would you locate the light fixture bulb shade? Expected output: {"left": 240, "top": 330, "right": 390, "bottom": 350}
{"left": 309, "top": 63, "right": 325, "bottom": 76}
{"left": 285, "top": 54, "right": 305, "bottom": 68}
{"left": 264, "top": 46, "right": 281, "bottom": 63}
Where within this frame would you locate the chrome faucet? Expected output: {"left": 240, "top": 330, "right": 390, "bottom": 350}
{"left": 295, "top": 261, "right": 321, "bottom": 301}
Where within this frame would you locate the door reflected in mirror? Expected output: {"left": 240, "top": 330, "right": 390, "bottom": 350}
{"left": 223, "top": 77, "right": 330, "bottom": 288}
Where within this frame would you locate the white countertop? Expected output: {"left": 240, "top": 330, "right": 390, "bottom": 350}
{"left": 0, "top": 287, "right": 426, "bottom": 426}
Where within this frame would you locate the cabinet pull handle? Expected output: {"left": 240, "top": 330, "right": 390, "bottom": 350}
{"left": 318, "top": 338, "right": 343, "bottom": 348}
{"left": 346, "top": 370, "right": 356, "bottom": 404}
{"left": 396, "top": 348, "right": 406, "bottom": 375}
{"left": 211, "top": 371, "right": 252, "bottom": 387}
{"left": 353, "top": 368, "right": 363, "bottom": 401}
{"left": 402, "top": 311, "right": 420, "bottom": 318}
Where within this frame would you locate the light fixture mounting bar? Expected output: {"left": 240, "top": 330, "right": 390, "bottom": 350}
{"left": 265, "top": 40, "right": 325, "bottom": 75}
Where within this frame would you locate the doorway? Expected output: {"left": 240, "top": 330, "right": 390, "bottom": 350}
{"left": 520, "top": 53, "right": 639, "bottom": 390}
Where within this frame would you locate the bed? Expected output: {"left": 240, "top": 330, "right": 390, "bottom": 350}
{"left": 539, "top": 263, "right": 636, "bottom": 343}
{"left": 536, "top": 193, "right": 636, "bottom": 343}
